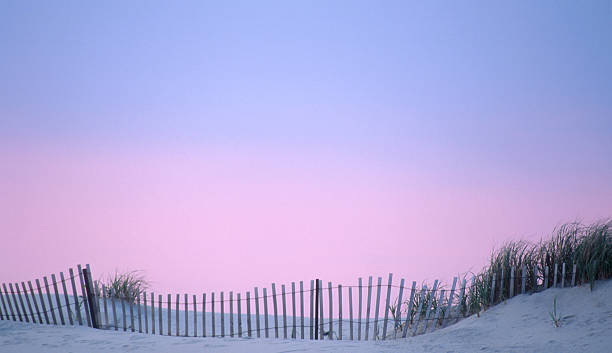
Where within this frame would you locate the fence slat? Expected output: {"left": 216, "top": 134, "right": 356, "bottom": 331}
{"left": 291, "top": 282, "right": 297, "bottom": 339}
{"left": 308, "top": 281, "right": 313, "bottom": 339}
{"left": 431, "top": 289, "right": 445, "bottom": 332}
{"left": 150, "top": 292, "right": 155, "bottom": 335}
{"left": 130, "top": 294, "right": 136, "bottom": 333}
{"left": 158, "top": 294, "right": 163, "bottom": 335}
{"left": 175, "top": 294, "right": 179, "bottom": 336}
{"left": 455, "top": 278, "right": 467, "bottom": 323}
{"left": 509, "top": 267, "right": 515, "bottom": 298}
{"left": 68, "top": 269, "right": 82, "bottom": 326}
{"left": 247, "top": 291, "right": 252, "bottom": 337}
{"left": 327, "top": 282, "right": 332, "bottom": 339}
{"left": 138, "top": 294, "right": 142, "bottom": 333}
{"left": 202, "top": 293, "right": 206, "bottom": 337}
{"left": 237, "top": 293, "right": 242, "bottom": 337}
{"left": 230, "top": 291, "right": 234, "bottom": 337}
{"left": 364, "top": 276, "right": 372, "bottom": 340}
{"left": 255, "top": 287, "right": 261, "bottom": 338}
{"left": 544, "top": 266, "right": 549, "bottom": 289}
{"left": 122, "top": 293, "right": 127, "bottom": 332}
{"left": 393, "top": 278, "right": 404, "bottom": 339}
{"left": 553, "top": 263, "right": 558, "bottom": 288}
{"left": 27, "top": 281, "right": 43, "bottom": 324}
{"left": 422, "top": 280, "right": 438, "bottom": 333}
{"left": 318, "top": 279, "right": 324, "bottom": 340}
{"left": 144, "top": 292, "right": 149, "bottom": 334}
{"left": 220, "top": 292, "right": 224, "bottom": 337}
{"left": 561, "top": 263, "right": 566, "bottom": 288}
{"left": 35, "top": 280, "right": 49, "bottom": 324}
{"left": 184, "top": 294, "right": 188, "bottom": 337}
{"left": 282, "top": 285, "right": 287, "bottom": 339}
{"left": 349, "top": 286, "right": 354, "bottom": 340}
{"left": 7, "top": 283, "right": 21, "bottom": 322}
{"left": 20, "top": 282, "right": 35, "bottom": 324}
{"left": 373, "top": 277, "right": 382, "bottom": 340}
{"left": 264, "top": 288, "right": 269, "bottom": 338}
{"left": 358, "top": 277, "right": 362, "bottom": 340}
{"left": 0, "top": 287, "right": 6, "bottom": 320}
{"left": 299, "top": 281, "right": 304, "bottom": 339}
{"left": 14, "top": 283, "right": 28, "bottom": 322}
{"left": 111, "top": 289, "right": 118, "bottom": 331}
{"left": 192, "top": 294, "right": 197, "bottom": 337}
{"left": 571, "top": 263, "right": 577, "bottom": 287}
{"left": 43, "top": 278, "right": 57, "bottom": 324}
{"left": 0, "top": 284, "right": 12, "bottom": 321}
{"left": 338, "top": 284, "right": 343, "bottom": 340}
{"left": 521, "top": 266, "right": 526, "bottom": 294}
{"left": 411, "top": 285, "right": 427, "bottom": 336}
{"left": 77, "top": 265, "right": 91, "bottom": 327}
{"left": 50, "top": 275, "right": 64, "bottom": 324}
{"left": 210, "top": 293, "right": 214, "bottom": 337}
{"left": 272, "top": 283, "right": 278, "bottom": 338}
{"left": 86, "top": 264, "right": 101, "bottom": 326}
{"left": 101, "top": 286, "right": 108, "bottom": 327}
{"left": 382, "top": 273, "right": 392, "bottom": 340}
{"left": 441, "top": 277, "right": 457, "bottom": 327}
{"left": 167, "top": 294, "right": 171, "bottom": 336}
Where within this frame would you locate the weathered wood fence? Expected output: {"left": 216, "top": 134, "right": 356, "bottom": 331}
{"left": 0, "top": 262, "right": 582, "bottom": 340}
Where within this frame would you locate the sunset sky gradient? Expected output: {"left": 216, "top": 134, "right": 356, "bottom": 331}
{"left": 1, "top": 0, "right": 611, "bottom": 293}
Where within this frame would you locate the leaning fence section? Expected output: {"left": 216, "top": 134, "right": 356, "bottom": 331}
{"left": 0, "top": 261, "right": 585, "bottom": 340}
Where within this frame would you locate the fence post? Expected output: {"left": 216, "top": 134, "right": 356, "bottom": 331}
{"left": 509, "top": 267, "right": 515, "bottom": 298}
{"left": 82, "top": 269, "right": 99, "bottom": 329}
{"left": 553, "top": 263, "right": 558, "bottom": 288}
{"left": 571, "top": 263, "right": 577, "bottom": 287}
{"left": 151, "top": 292, "right": 155, "bottom": 334}
{"left": 77, "top": 265, "right": 91, "bottom": 327}
{"left": 544, "top": 266, "right": 549, "bottom": 289}
{"left": 272, "top": 283, "right": 278, "bottom": 338}
{"left": 373, "top": 277, "right": 382, "bottom": 339}
{"left": 201, "top": 293, "right": 205, "bottom": 337}
{"left": 158, "top": 295, "right": 163, "bottom": 335}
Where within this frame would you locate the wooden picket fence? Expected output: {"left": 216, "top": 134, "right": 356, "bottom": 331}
{"left": 0, "top": 262, "right": 582, "bottom": 341}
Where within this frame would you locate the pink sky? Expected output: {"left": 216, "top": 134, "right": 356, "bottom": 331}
{"left": 1, "top": 142, "right": 610, "bottom": 294}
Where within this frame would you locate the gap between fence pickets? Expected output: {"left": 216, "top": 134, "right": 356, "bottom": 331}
{"left": 3, "top": 263, "right": 583, "bottom": 341}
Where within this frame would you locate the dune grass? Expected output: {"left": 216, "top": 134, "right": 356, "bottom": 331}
{"left": 98, "top": 270, "right": 149, "bottom": 303}
{"left": 393, "top": 219, "right": 611, "bottom": 331}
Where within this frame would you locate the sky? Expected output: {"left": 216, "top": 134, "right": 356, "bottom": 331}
{"left": 1, "top": 1, "right": 611, "bottom": 295}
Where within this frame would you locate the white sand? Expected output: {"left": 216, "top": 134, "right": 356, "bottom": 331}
{"left": 1, "top": 280, "right": 611, "bottom": 353}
